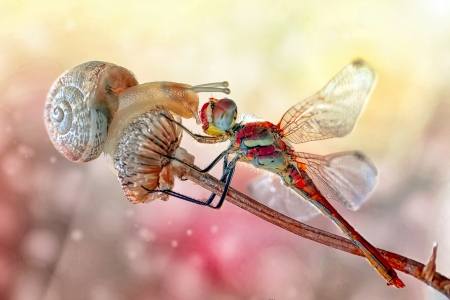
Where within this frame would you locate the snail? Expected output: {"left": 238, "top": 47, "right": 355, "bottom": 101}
{"left": 44, "top": 61, "right": 230, "bottom": 203}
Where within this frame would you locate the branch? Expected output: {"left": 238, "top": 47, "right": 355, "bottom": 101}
{"left": 181, "top": 166, "right": 450, "bottom": 298}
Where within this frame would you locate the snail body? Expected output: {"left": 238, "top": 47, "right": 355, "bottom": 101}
{"left": 44, "top": 61, "right": 229, "bottom": 202}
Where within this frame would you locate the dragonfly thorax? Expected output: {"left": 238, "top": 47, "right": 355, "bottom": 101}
{"left": 231, "top": 122, "right": 291, "bottom": 172}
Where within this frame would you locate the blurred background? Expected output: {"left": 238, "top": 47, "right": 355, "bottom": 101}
{"left": 1, "top": 0, "right": 450, "bottom": 299}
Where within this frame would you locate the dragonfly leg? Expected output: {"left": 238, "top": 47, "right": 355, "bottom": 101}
{"left": 141, "top": 155, "right": 237, "bottom": 209}
{"left": 204, "top": 155, "right": 238, "bottom": 209}
{"left": 159, "top": 114, "right": 228, "bottom": 144}
{"left": 142, "top": 188, "right": 217, "bottom": 207}
{"left": 223, "top": 152, "right": 229, "bottom": 171}
{"left": 160, "top": 149, "right": 228, "bottom": 173}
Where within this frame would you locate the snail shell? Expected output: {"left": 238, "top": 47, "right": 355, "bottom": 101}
{"left": 44, "top": 61, "right": 138, "bottom": 162}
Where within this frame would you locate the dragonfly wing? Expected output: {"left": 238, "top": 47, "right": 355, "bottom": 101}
{"left": 294, "top": 151, "right": 378, "bottom": 211}
{"left": 278, "top": 60, "right": 376, "bottom": 144}
{"left": 247, "top": 175, "right": 320, "bottom": 222}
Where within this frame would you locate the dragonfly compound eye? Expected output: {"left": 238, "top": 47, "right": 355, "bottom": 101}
{"left": 212, "top": 98, "right": 237, "bottom": 130}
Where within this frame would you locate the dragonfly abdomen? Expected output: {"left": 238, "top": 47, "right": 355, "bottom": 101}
{"left": 285, "top": 162, "right": 402, "bottom": 287}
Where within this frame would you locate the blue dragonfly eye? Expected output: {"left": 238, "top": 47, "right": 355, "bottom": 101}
{"left": 212, "top": 98, "right": 237, "bottom": 130}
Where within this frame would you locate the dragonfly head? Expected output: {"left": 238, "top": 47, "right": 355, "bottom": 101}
{"left": 200, "top": 97, "right": 237, "bottom": 136}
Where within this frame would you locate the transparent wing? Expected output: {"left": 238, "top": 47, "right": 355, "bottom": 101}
{"left": 278, "top": 60, "right": 376, "bottom": 144}
{"left": 294, "top": 151, "right": 378, "bottom": 211}
{"left": 247, "top": 176, "right": 321, "bottom": 222}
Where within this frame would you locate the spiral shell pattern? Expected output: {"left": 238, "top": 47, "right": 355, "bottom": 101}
{"left": 44, "top": 61, "right": 138, "bottom": 162}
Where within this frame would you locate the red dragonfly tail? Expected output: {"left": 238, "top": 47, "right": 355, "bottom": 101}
{"left": 291, "top": 185, "right": 405, "bottom": 288}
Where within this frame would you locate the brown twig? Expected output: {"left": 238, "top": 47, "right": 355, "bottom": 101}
{"left": 182, "top": 166, "right": 450, "bottom": 298}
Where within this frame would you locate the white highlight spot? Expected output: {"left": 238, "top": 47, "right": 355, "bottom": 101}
{"left": 21, "top": 228, "right": 60, "bottom": 266}
{"left": 128, "top": 250, "right": 137, "bottom": 260}
{"left": 186, "top": 229, "right": 193, "bottom": 236}
{"left": 171, "top": 240, "right": 178, "bottom": 248}
{"left": 210, "top": 225, "right": 218, "bottom": 234}
{"left": 433, "top": 0, "right": 450, "bottom": 15}
{"left": 65, "top": 20, "right": 75, "bottom": 31}
{"left": 286, "top": 286, "right": 298, "bottom": 298}
{"left": 71, "top": 229, "right": 84, "bottom": 242}
{"left": 138, "top": 228, "right": 155, "bottom": 241}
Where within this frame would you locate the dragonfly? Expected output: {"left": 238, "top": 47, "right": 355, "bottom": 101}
{"left": 148, "top": 60, "right": 405, "bottom": 288}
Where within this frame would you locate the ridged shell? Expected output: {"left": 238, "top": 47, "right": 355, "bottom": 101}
{"left": 44, "top": 61, "right": 138, "bottom": 162}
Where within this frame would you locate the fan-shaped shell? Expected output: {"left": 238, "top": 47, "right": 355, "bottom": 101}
{"left": 113, "top": 108, "right": 191, "bottom": 203}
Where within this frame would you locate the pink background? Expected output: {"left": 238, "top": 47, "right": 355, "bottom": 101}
{"left": 0, "top": 1, "right": 449, "bottom": 299}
